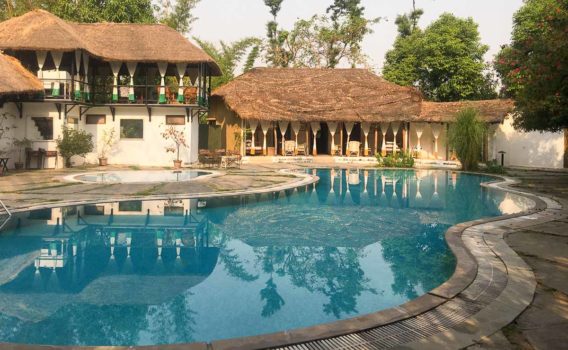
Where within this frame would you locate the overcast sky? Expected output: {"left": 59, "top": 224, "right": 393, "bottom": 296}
{"left": 190, "top": 0, "right": 524, "bottom": 73}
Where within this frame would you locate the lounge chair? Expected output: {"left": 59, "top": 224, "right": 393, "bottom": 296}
{"left": 347, "top": 141, "right": 361, "bottom": 157}
{"left": 284, "top": 141, "right": 296, "bottom": 156}
{"left": 296, "top": 143, "right": 307, "bottom": 156}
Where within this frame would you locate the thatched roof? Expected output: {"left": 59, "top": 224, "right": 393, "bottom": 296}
{"left": 419, "top": 99, "right": 514, "bottom": 123}
{"left": 0, "top": 10, "right": 221, "bottom": 75}
{"left": 0, "top": 52, "right": 43, "bottom": 96}
{"left": 212, "top": 67, "right": 423, "bottom": 122}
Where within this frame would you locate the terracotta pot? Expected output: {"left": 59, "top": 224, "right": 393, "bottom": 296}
{"left": 173, "top": 160, "right": 182, "bottom": 169}
{"left": 14, "top": 162, "right": 23, "bottom": 170}
{"left": 99, "top": 158, "right": 108, "bottom": 166}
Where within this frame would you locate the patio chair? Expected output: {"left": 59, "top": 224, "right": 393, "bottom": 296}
{"left": 284, "top": 141, "right": 296, "bottom": 156}
{"left": 347, "top": 141, "right": 361, "bottom": 157}
{"left": 296, "top": 143, "right": 307, "bottom": 156}
{"left": 331, "top": 144, "right": 342, "bottom": 156}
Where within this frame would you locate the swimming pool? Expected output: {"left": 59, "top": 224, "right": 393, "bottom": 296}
{"left": 0, "top": 169, "right": 532, "bottom": 346}
{"left": 66, "top": 169, "right": 216, "bottom": 184}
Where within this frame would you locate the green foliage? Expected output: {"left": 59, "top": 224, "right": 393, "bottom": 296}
{"left": 263, "top": 0, "right": 379, "bottom": 68}
{"left": 1, "top": 0, "right": 157, "bottom": 23}
{"left": 494, "top": 0, "right": 568, "bottom": 131}
{"left": 376, "top": 152, "right": 415, "bottom": 168}
{"left": 383, "top": 12, "right": 497, "bottom": 102}
{"left": 158, "top": 0, "right": 200, "bottom": 34}
{"left": 194, "top": 37, "right": 262, "bottom": 89}
{"left": 483, "top": 159, "right": 506, "bottom": 174}
{"left": 56, "top": 126, "right": 94, "bottom": 167}
{"left": 448, "top": 108, "right": 486, "bottom": 171}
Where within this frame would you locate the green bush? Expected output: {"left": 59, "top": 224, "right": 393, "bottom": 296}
{"left": 377, "top": 151, "right": 415, "bottom": 168}
{"left": 483, "top": 159, "right": 506, "bottom": 174}
{"left": 448, "top": 108, "right": 486, "bottom": 171}
{"left": 56, "top": 126, "right": 94, "bottom": 167}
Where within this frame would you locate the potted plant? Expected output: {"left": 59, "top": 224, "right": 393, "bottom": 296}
{"left": 12, "top": 138, "right": 32, "bottom": 169}
{"left": 98, "top": 128, "right": 116, "bottom": 166}
{"left": 56, "top": 126, "right": 94, "bottom": 168}
{"left": 161, "top": 125, "right": 188, "bottom": 169}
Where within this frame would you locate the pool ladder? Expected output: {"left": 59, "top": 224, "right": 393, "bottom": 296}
{"left": 0, "top": 199, "right": 11, "bottom": 230}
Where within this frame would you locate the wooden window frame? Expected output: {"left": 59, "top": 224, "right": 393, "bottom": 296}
{"left": 86, "top": 114, "right": 106, "bottom": 125}
{"left": 166, "top": 115, "right": 186, "bottom": 126}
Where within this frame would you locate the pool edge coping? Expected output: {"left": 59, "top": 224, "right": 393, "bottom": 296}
{"left": 0, "top": 172, "right": 554, "bottom": 350}
{"left": 7, "top": 169, "right": 318, "bottom": 214}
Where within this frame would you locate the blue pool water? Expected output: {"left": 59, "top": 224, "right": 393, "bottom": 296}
{"left": 0, "top": 169, "right": 532, "bottom": 346}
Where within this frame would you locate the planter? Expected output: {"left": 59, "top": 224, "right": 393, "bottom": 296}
{"left": 14, "top": 162, "right": 23, "bottom": 170}
{"left": 99, "top": 158, "right": 108, "bottom": 166}
{"left": 173, "top": 160, "right": 182, "bottom": 169}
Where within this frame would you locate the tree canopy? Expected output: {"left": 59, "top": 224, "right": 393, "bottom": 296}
{"left": 382, "top": 11, "right": 497, "bottom": 102}
{"left": 194, "top": 37, "right": 262, "bottom": 90}
{"left": 0, "top": 0, "right": 200, "bottom": 33}
{"left": 495, "top": 0, "right": 568, "bottom": 132}
{"left": 263, "top": 0, "right": 379, "bottom": 68}
{"left": 1, "top": 0, "right": 156, "bottom": 23}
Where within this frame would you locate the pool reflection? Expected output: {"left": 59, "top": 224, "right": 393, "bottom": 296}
{"left": 0, "top": 169, "right": 533, "bottom": 346}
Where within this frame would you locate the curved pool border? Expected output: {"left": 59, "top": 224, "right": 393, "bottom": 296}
{"left": 63, "top": 169, "right": 222, "bottom": 184}
{"left": 0, "top": 172, "right": 562, "bottom": 350}
{"left": 9, "top": 169, "right": 318, "bottom": 214}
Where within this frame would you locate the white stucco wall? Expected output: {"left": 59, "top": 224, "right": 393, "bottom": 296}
{"left": 491, "top": 115, "right": 565, "bottom": 169}
{"left": 78, "top": 106, "right": 197, "bottom": 167}
{"left": 2, "top": 102, "right": 199, "bottom": 169}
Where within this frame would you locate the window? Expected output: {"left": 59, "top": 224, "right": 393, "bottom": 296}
{"left": 86, "top": 115, "right": 106, "bottom": 125}
{"left": 120, "top": 119, "right": 143, "bottom": 139}
{"left": 166, "top": 115, "right": 185, "bottom": 125}
{"left": 67, "top": 117, "right": 78, "bottom": 125}
{"left": 119, "top": 201, "right": 142, "bottom": 212}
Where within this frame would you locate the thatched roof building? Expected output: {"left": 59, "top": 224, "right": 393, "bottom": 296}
{"left": 213, "top": 68, "right": 513, "bottom": 124}
{"left": 213, "top": 68, "right": 423, "bottom": 122}
{"left": 0, "top": 52, "right": 43, "bottom": 96}
{"left": 0, "top": 10, "right": 221, "bottom": 75}
{"left": 419, "top": 100, "right": 514, "bottom": 124}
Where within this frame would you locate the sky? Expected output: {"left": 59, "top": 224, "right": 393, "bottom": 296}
{"left": 190, "top": 0, "right": 525, "bottom": 73}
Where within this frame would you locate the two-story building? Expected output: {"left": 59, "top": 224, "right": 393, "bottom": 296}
{"left": 0, "top": 10, "right": 220, "bottom": 168}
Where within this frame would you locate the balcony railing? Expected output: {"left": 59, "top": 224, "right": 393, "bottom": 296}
{"left": 38, "top": 76, "right": 210, "bottom": 107}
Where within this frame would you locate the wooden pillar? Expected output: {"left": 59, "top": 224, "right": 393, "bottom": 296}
{"left": 402, "top": 124, "right": 408, "bottom": 153}
{"left": 445, "top": 123, "right": 450, "bottom": 161}
{"left": 374, "top": 125, "right": 379, "bottom": 155}
{"left": 340, "top": 123, "right": 344, "bottom": 156}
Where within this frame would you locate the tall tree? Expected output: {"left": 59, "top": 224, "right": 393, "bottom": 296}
{"left": 263, "top": 0, "right": 378, "bottom": 68}
{"left": 383, "top": 12, "right": 497, "bottom": 102}
{"left": 263, "top": 0, "right": 291, "bottom": 67}
{"left": 194, "top": 37, "right": 262, "bottom": 89}
{"left": 495, "top": 0, "right": 568, "bottom": 131}
{"left": 158, "top": 0, "right": 201, "bottom": 34}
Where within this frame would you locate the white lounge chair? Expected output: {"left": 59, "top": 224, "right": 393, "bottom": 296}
{"left": 347, "top": 141, "right": 361, "bottom": 157}
{"left": 284, "top": 141, "right": 296, "bottom": 156}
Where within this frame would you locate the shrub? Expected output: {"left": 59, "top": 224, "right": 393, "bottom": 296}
{"left": 483, "top": 159, "right": 506, "bottom": 174}
{"left": 377, "top": 151, "right": 415, "bottom": 168}
{"left": 56, "top": 126, "right": 94, "bottom": 167}
{"left": 448, "top": 108, "right": 486, "bottom": 171}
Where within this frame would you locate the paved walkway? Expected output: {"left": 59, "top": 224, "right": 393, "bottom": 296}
{"left": 0, "top": 164, "right": 306, "bottom": 211}
{"left": 468, "top": 168, "right": 568, "bottom": 350}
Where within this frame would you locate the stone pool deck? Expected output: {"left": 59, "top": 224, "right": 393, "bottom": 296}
{"left": 0, "top": 165, "right": 566, "bottom": 349}
{"left": 0, "top": 164, "right": 310, "bottom": 211}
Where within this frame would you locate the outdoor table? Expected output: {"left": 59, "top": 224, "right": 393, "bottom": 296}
{"left": 0, "top": 158, "right": 8, "bottom": 175}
